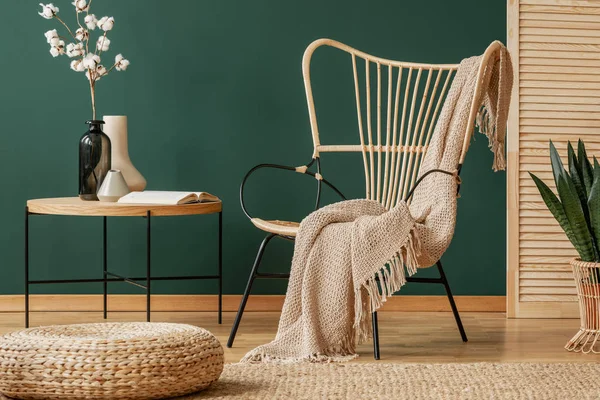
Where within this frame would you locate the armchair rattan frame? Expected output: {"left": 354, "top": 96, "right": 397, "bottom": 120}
{"left": 227, "top": 39, "right": 502, "bottom": 360}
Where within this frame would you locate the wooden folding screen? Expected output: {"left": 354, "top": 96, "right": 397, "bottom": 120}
{"left": 507, "top": 0, "right": 600, "bottom": 318}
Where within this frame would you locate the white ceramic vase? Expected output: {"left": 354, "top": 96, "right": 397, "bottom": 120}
{"left": 97, "top": 170, "right": 130, "bottom": 202}
{"left": 103, "top": 115, "right": 147, "bottom": 191}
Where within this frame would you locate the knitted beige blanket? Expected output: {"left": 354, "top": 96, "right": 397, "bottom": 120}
{"left": 242, "top": 42, "right": 513, "bottom": 363}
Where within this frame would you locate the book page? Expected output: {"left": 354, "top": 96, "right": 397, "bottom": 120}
{"left": 118, "top": 191, "right": 196, "bottom": 205}
{"left": 195, "top": 192, "right": 219, "bottom": 202}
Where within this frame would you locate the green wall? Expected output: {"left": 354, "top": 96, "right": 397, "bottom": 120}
{"left": 0, "top": 0, "right": 506, "bottom": 297}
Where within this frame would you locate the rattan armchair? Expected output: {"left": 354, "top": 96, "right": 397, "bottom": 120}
{"left": 227, "top": 39, "right": 502, "bottom": 359}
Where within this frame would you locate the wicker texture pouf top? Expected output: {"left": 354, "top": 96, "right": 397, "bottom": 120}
{"left": 0, "top": 322, "right": 224, "bottom": 400}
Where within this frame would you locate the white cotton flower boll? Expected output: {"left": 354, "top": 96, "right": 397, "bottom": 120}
{"left": 97, "top": 16, "right": 114, "bottom": 32}
{"left": 96, "top": 65, "right": 107, "bottom": 78}
{"left": 72, "top": 0, "right": 88, "bottom": 13}
{"left": 44, "top": 29, "right": 58, "bottom": 44}
{"left": 84, "top": 14, "right": 98, "bottom": 30}
{"left": 38, "top": 3, "right": 59, "bottom": 19}
{"left": 49, "top": 40, "right": 65, "bottom": 57}
{"left": 66, "top": 43, "right": 76, "bottom": 57}
{"left": 96, "top": 36, "right": 110, "bottom": 52}
{"left": 70, "top": 59, "right": 85, "bottom": 72}
{"left": 117, "top": 59, "right": 130, "bottom": 71}
{"left": 75, "top": 28, "right": 88, "bottom": 42}
{"left": 115, "top": 54, "right": 130, "bottom": 71}
{"left": 66, "top": 42, "right": 84, "bottom": 58}
{"left": 87, "top": 65, "right": 106, "bottom": 82}
{"left": 82, "top": 53, "right": 100, "bottom": 69}
{"left": 97, "top": 16, "right": 107, "bottom": 28}
{"left": 45, "top": 28, "right": 60, "bottom": 47}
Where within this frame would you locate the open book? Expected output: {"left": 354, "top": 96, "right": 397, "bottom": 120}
{"left": 117, "top": 191, "right": 220, "bottom": 205}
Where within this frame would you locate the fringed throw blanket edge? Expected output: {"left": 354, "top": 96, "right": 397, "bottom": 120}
{"left": 355, "top": 223, "right": 421, "bottom": 344}
{"left": 240, "top": 334, "right": 359, "bottom": 364}
{"left": 476, "top": 105, "right": 506, "bottom": 173}
{"left": 241, "top": 222, "right": 421, "bottom": 364}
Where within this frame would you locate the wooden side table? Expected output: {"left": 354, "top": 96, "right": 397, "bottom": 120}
{"left": 24, "top": 197, "right": 223, "bottom": 328}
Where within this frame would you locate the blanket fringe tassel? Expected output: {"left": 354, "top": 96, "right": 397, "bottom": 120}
{"left": 355, "top": 223, "right": 422, "bottom": 344}
{"left": 240, "top": 331, "right": 359, "bottom": 364}
{"left": 476, "top": 105, "right": 505, "bottom": 172}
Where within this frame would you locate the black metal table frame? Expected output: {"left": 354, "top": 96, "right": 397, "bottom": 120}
{"left": 24, "top": 207, "right": 222, "bottom": 328}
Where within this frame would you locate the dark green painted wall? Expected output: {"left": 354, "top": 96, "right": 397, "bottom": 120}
{"left": 0, "top": 0, "right": 506, "bottom": 296}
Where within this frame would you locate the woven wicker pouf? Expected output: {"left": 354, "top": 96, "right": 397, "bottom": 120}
{"left": 0, "top": 322, "right": 224, "bottom": 400}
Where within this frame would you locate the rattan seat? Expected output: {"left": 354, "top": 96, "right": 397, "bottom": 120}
{"left": 251, "top": 218, "right": 300, "bottom": 237}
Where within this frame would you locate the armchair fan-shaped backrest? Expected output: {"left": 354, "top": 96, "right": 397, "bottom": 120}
{"left": 302, "top": 39, "right": 500, "bottom": 209}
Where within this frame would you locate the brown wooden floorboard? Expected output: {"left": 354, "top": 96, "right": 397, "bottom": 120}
{"left": 0, "top": 312, "right": 593, "bottom": 363}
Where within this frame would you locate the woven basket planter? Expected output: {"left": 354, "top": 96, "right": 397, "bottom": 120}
{"left": 0, "top": 322, "right": 224, "bottom": 400}
{"left": 565, "top": 258, "right": 600, "bottom": 353}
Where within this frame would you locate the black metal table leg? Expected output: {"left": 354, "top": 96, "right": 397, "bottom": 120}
{"left": 103, "top": 216, "right": 108, "bottom": 319}
{"left": 25, "top": 207, "right": 29, "bottom": 328}
{"left": 146, "top": 211, "right": 151, "bottom": 322}
{"left": 218, "top": 211, "right": 223, "bottom": 325}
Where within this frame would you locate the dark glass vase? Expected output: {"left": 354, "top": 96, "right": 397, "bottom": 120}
{"left": 79, "top": 120, "right": 111, "bottom": 201}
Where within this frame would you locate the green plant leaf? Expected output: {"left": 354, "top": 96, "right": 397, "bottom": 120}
{"left": 529, "top": 172, "right": 580, "bottom": 255}
{"left": 550, "top": 140, "right": 566, "bottom": 190}
{"left": 568, "top": 141, "right": 588, "bottom": 214}
{"left": 557, "top": 172, "right": 596, "bottom": 261}
{"left": 588, "top": 165, "right": 600, "bottom": 262}
{"left": 578, "top": 139, "right": 594, "bottom": 195}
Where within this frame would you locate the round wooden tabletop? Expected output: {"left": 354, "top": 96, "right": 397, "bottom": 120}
{"left": 27, "top": 197, "right": 222, "bottom": 217}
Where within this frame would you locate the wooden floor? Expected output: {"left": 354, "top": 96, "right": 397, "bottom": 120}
{"left": 0, "top": 311, "right": 596, "bottom": 363}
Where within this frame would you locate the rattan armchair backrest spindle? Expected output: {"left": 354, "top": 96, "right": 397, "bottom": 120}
{"left": 302, "top": 39, "right": 500, "bottom": 208}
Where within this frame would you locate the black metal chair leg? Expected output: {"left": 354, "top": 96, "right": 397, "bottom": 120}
{"left": 436, "top": 260, "right": 468, "bottom": 342}
{"left": 227, "top": 234, "right": 276, "bottom": 348}
{"left": 372, "top": 311, "right": 380, "bottom": 360}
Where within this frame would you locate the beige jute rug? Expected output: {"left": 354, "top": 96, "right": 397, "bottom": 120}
{"left": 180, "top": 362, "right": 598, "bottom": 399}
{"left": 2, "top": 362, "right": 599, "bottom": 399}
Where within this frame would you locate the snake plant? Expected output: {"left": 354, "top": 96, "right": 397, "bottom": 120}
{"left": 530, "top": 140, "right": 600, "bottom": 262}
